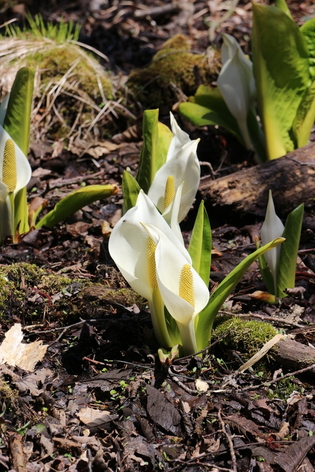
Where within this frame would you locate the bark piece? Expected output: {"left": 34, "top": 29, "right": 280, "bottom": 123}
{"left": 199, "top": 143, "right": 315, "bottom": 218}
{"left": 275, "top": 338, "right": 315, "bottom": 374}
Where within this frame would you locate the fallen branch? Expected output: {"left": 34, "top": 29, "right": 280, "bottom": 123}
{"left": 199, "top": 142, "right": 315, "bottom": 219}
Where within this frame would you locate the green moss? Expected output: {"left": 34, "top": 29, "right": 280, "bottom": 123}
{"left": 127, "top": 34, "right": 220, "bottom": 111}
{"left": 0, "top": 263, "right": 146, "bottom": 325}
{"left": 0, "top": 263, "right": 78, "bottom": 322}
{"left": 213, "top": 317, "right": 278, "bottom": 362}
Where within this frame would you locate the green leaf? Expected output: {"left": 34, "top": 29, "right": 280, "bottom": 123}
{"left": 291, "top": 80, "right": 315, "bottom": 147}
{"left": 136, "top": 109, "right": 171, "bottom": 193}
{"left": 36, "top": 184, "right": 118, "bottom": 229}
{"left": 188, "top": 201, "right": 211, "bottom": 286}
{"left": 156, "top": 121, "right": 173, "bottom": 168}
{"left": 179, "top": 85, "right": 243, "bottom": 141}
{"left": 252, "top": 3, "right": 310, "bottom": 160}
{"left": 194, "top": 237, "right": 285, "bottom": 351}
{"left": 122, "top": 170, "right": 141, "bottom": 213}
{"left": 258, "top": 253, "right": 275, "bottom": 295}
{"left": 300, "top": 18, "right": 315, "bottom": 79}
{"left": 14, "top": 187, "right": 29, "bottom": 235}
{"left": 3, "top": 67, "right": 34, "bottom": 155}
{"left": 277, "top": 203, "right": 304, "bottom": 297}
{"left": 274, "top": 0, "right": 293, "bottom": 19}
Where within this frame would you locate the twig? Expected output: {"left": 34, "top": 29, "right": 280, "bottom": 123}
{"left": 264, "top": 364, "right": 315, "bottom": 385}
{"left": 134, "top": 4, "right": 178, "bottom": 18}
{"left": 167, "top": 367, "right": 199, "bottom": 395}
{"left": 39, "top": 171, "right": 105, "bottom": 197}
{"left": 218, "top": 409, "right": 237, "bottom": 472}
{"left": 82, "top": 357, "right": 154, "bottom": 371}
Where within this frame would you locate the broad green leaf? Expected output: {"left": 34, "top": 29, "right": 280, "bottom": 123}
{"left": 300, "top": 18, "right": 315, "bottom": 78}
{"left": 156, "top": 121, "right": 173, "bottom": 168}
{"left": 252, "top": 3, "right": 310, "bottom": 160}
{"left": 291, "top": 80, "right": 315, "bottom": 147}
{"left": 293, "top": 19, "right": 315, "bottom": 146}
{"left": 277, "top": 203, "right": 304, "bottom": 297}
{"left": 194, "top": 237, "right": 285, "bottom": 351}
{"left": 14, "top": 187, "right": 29, "bottom": 235}
{"left": 258, "top": 253, "right": 275, "bottom": 295}
{"left": 36, "top": 184, "right": 118, "bottom": 228}
{"left": 179, "top": 85, "right": 243, "bottom": 141}
{"left": 188, "top": 200, "right": 212, "bottom": 285}
{"left": 3, "top": 67, "right": 34, "bottom": 155}
{"left": 122, "top": 170, "right": 141, "bottom": 213}
{"left": 136, "top": 109, "right": 167, "bottom": 193}
{"left": 275, "top": 0, "right": 293, "bottom": 19}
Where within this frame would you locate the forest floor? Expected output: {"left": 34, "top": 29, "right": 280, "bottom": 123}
{"left": 0, "top": 1, "right": 315, "bottom": 471}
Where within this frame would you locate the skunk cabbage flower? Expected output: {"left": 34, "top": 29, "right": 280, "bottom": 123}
{"left": 0, "top": 126, "right": 32, "bottom": 240}
{"left": 261, "top": 191, "right": 284, "bottom": 293}
{"left": 217, "top": 34, "right": 256, "bottom": 150}
{"left": 148, "top": 113, "right": 200, "bottom": 223}
{"left": 109, "top": 190, "right": 189, "bottom": 348}
{"left": 143, "top": 223, "right": 210, "bottom": 355}
{"left": 109, "top": 190, "right": 209, "bottom": 353}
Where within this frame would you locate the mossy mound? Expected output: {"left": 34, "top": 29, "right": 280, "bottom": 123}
{"left": 127, "top": 34, "right": 220, "bottom": 112}
{"left": 0, "top": 263, "right": 145, "bottom": 325}
{"left": 213, "top": 317, "right": 278, "bottom": 364}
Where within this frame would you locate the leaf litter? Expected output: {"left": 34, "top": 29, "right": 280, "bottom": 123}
{"left": 0, "top": 0, "right": 314, "bottom": 471}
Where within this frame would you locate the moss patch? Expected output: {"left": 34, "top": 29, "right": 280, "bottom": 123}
{"left": 213, "top": 317, "right": 278, "bottom": 364}
{"left": 127, "top": 34, "right": 220, "bottom": 112}
{"left": 0, "top": 263, "right": 145, "bottom": 325}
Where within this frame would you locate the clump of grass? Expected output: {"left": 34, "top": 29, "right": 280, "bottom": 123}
{"left": 4, "top": 13, "right": 81, "bottom": 43}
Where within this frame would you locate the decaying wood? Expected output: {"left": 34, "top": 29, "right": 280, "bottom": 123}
{"left": 274, "top": 338, "right": 315, "bottom": 376}
{"left": 199, "top": 143, "right": 315, "bottom": 219}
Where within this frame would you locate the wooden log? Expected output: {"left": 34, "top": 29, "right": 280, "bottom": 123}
{"left": 275, "top": 338, "right": 315, "bottom": 377}
{"left": 199, "top": 143, "right": 315, "bottom": 219}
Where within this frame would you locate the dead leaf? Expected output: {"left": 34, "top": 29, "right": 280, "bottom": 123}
{"left": 77, "top": 407, "right": 116, "bottom": 430}
{"left": 78, "top": 408, "right": 109, "bottom": 424}
{"left": 274, "top": 435, "right": 315, "bottom": 472}
{"left": 195, "top": 379, "right": 209, "bottom": 392}
{"left": 15, "top": 368, "right": 53, "bottom": 396}
{"left": 146, "top": 385, "right": 181, "bottom": 435}
{"left": 0, "top": 324, "right": 48, "bottom": 372}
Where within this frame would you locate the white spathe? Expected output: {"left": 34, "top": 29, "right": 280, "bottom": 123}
{"left": 148, "top": 113, "right": 200, "bottom": 222}
{"left": 145, "top": 223, "right": 210, "bottom": 325}
{"left": 218, "top": 34, "right": 256, "bottom": 150}
{"left": 109, "top": 190, "right": 210, "bottom": 353}
{"left": 108, "top": 190, "right": 189, "bottom": 302}
{"left": 0, "top": 125, "right": 32, "bottom": 201}
{"left": 0, "top": 125, "right": 32, "bottom": 240}
{"left": 261, "top": 190, "right": 284, "bottom": 289}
